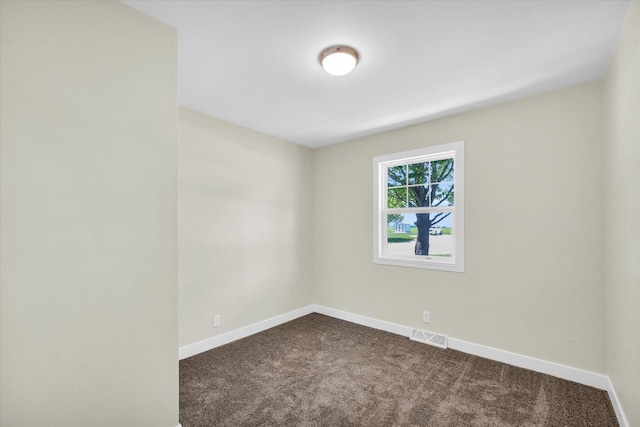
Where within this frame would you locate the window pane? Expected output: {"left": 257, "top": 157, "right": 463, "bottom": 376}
{"left": 387, "top": 165, "right": 407, "bottom": 187}
{"left": 431, "top": 159, "right": 454, "bottom": 182}
{"left": 408, "top": 185, "right": 429, "bottom": 207}
{"left": 431, "top": 182, "right": 454, "bottom": 207}
{"left": 408, "top": 162, "right": 429, "bottom": 185}
{"left": 387, "top": 187, "right": 407, "bottom": 208}
{"left": 386, "top": 213, "right": 453, "bottom": 258}
{"left": 387, "top": 213, "right": 416, "bottom": 244}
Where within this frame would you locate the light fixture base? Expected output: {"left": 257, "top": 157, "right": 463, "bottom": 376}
{"left": 319, "top": 45, "right": 359, "bottom": 76}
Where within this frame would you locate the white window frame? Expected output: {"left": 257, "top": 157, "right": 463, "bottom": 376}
{"left": 373, "top": 141, "right": 465, "bottom": 272}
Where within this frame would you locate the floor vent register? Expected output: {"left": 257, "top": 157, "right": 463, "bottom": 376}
{"left": 410, "top": 329, "right": 448, "bottom": 349}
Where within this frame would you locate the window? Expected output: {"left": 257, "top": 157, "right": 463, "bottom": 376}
{"left": 373, "top": 141, "right": 464, "bottom": 272}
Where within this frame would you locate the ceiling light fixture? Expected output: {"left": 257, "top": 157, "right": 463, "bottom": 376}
{"left": 319, "top": 45, "right": 359, "bottom": 76}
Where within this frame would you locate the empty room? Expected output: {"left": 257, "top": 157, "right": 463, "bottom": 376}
{"left": 1, "top": 1, "right": 638, "bottom": 426}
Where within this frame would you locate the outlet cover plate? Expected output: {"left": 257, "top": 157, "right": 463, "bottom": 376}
{"left": 422, "top": 311, "right": 431, "bottom": 323}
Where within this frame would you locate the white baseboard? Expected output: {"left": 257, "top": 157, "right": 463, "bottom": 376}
{"left": 607, "top": 377, "right": 629, "bottom": 427}
{"left": 179, "top": 305, "right": 314, "bottom": 360}
{"left": 178, "top": 303, "right": 625, "bottom": 426}
{"left": 312, "top": 304, "right": 412, "bottom": 338}
{"left": 312, "top": 304, "right": 607, "bottom": 390}
{"left": 447, "top": 337, "right": 608, "bottom": 390}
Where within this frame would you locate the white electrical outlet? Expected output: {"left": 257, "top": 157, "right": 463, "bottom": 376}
{"left": 213, "top": 314, "right": 221, "bottom": 328}
{"left": 422, "top": 311, "right": 431, "bottom": 323}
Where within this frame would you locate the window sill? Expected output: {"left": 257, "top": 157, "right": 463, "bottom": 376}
{"left": 373, "top": 256, "right": 464, "bottom": 272}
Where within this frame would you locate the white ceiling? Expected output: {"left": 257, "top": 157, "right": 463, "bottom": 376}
{"left": 123, "top": 0, "right": 630, "bottom": 148}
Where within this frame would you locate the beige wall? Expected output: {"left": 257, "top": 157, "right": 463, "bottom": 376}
{"left": 603, "top": 2, "right": 640, "bottom": 425}
{"left": 0, "top": 2, "right": 179, "bottom": 426}
{"left": 178, "top": 108, "right": 313, "bottom": 347}
{"left": 313, "top": 82, "right": 607, "bottom": 374}
{"left": 1, "top": 0, "right": 633, "bottom": 424}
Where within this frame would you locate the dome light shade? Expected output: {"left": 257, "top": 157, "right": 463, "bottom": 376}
{"left": 319, "top": 46, "right": 359, "bottom": 76}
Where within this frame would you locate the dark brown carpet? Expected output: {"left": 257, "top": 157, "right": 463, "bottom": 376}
{"left": 179, "top": 314, "right": 618, "bottom": 426}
